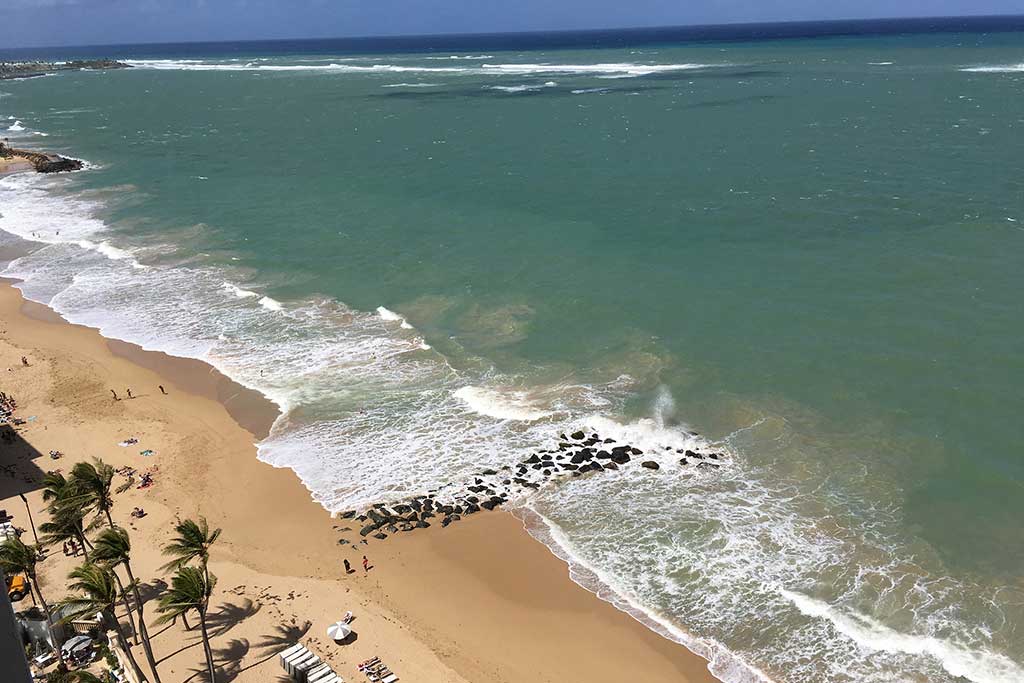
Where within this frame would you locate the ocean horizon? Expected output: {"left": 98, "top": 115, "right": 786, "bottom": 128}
{"left": 3, "top": 17, "right": 1024, "bottom": 682}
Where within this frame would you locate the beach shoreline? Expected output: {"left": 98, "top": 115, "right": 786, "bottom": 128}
{"left": 0, "top": 279, "right": 721, "bottom": 682}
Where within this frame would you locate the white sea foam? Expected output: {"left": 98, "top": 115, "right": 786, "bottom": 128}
{"left": 487, "top": 81, "right": 557, "bottom": 93}
{"left": 8, "top": 120, "right": 25, "bottom": 131}
{"left": 381, "top": 82, "right": 441, "bottom": 88}
{"left": 376, "top": 305, "right": 414, "bottom": 329}
{"left": 454, "top": 385, "right": 556, "bottom": 421}
{"left": 781, "top": 590, "right": 1024, "bottom": 683}
{"left": 571, "top": 87, "right": 612, "bottom": 94}
{"left": 960, "top": 63, "right": 1024, "bottom": 73}
{"left": 425, "top": 54, "right": 494, "bottom": 60}
{"left": 258, "top": 296, "right": 283, "bottom": 311}
{"left": 868, "top": 61, "right": 894, "bottom": 66}
{"left": 222, "top": 281, "right": 259, "bottom": 298}
{"left": 125, "top": 58, "right": 729, "bottom": 78}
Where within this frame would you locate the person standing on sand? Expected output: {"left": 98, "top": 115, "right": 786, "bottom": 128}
{"left": 110, "top": 389, "right": 119, "bottom": 401}
{"left": 159, "top": 385, "right": 167, "bottom": 395}
{"left": 362, "top": 556, "right": 369, "bottom": 572}
{"left": 126, "top": 388, "right": 133, "bottom": 399}
{"left": 20, "top": 356, "right": 28, "bottom": 366}
{"left": 343, "top": 559, "right": 351, "bottom": 574}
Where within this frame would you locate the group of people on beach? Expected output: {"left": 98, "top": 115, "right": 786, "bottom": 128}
{"left": 0, "top": 391, "right": 18, "bottom": 416}
{"left": 110, "top": 385, "right": 169, "bottom": 401}
{"left": 342, "top": 555, "right": 372, "bottom": 574}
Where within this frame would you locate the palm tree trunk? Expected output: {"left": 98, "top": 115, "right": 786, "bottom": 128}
{"left": 198, "top": 608, "right": 217, "bottom": 683}
{"left": 27, "top": 571, "right": 59, "bottom": 654}
{"left": 105, "top": 608, "right": 148, "bottom": 683}
{"left": 110, "top": 566, "right": 140, "bottom": 646}
{"left": 124, "top": 561, "right": 162, "bottom": 683}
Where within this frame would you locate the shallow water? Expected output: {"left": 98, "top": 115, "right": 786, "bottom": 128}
{"left": 1, "top": 26, "right": 1023, "bottom": 682}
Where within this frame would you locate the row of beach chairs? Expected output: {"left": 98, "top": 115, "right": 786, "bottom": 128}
{"left": 279, "top": 643, "right": 344, "bottom": 683}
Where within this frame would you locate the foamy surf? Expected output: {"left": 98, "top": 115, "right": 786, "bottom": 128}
{"left": 781, "top": 590, "right": 1024, "bottom": 683}
{"left": 454, "top": 385, "right": 556, "bottom": 421}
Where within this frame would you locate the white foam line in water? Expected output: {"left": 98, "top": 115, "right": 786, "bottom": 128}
{"left": 780, "top": 589, "right": 1024, "bottom": 683}
{"left": 487, "top": 81, "right": 557, "bottom": 93}
{"left": 8, "top": 120, "right": 25, "bottom": 131}
{"left": 960, "top": 63, "right": 1024, "bottom": 73}
{"left": 125, "top": 59, "right": 731, "bottom": 78}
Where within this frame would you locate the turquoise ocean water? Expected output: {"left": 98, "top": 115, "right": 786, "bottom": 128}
{"left": 2, "top": 24, "right": 1023, "bottom": 682}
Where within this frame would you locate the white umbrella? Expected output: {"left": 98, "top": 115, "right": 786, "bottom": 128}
{"left": 327, "top": 621, "right": 352, "bottom": 641}
{"left": 62, "top": 635, "right": 92, "bottom": 654}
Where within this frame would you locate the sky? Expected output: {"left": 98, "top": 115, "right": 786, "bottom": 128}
{"left": 1, "top": 0, "right": 1022, "bottom": 49}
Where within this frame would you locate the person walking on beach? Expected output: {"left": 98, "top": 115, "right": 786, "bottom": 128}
{"left": 110, "top": 389, "right": 119, "bottom": 401}
{"left": 159, "top": 385, "right": 167, "bottom": 395}
{"left": 362, "top": 555, "right": 369, "bottom": 572}
{"left": 20, "top": 356, "right": 28, "bottom": 366}
{"left": 343, "top": 558, "right": 352, "bottom": 574}
{"left": 126, "top": 388, "right": 133, "bottom": 399}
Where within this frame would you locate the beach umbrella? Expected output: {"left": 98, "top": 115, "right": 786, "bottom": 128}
{"left": 61, "top": 634, "right": 93, "bottom": 655}
{"left": 326, "top": 621, "right": 352, "bottom": 641}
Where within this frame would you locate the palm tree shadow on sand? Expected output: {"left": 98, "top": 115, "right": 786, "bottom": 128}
{"left": 182, "top": 620, "right": 314, "bottom": 682}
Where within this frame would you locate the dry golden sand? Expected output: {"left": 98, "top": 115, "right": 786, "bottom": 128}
{"left": 0, "top": 157, "right": 34, "bottom": 176}
{"left": 0, "top": 280, "right": 718, "bottom": 683}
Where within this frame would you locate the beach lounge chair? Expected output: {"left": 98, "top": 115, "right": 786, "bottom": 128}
{"left": 284, "top": 648, "right": 313, "bottom": 675}
{"left": 306, "top": 664, "right": 332, "bottom": 682}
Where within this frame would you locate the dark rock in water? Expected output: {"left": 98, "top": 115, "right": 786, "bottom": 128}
{"left": 559, "top": 433, "right": 568, "bottom": 440}
{"left": 367, "top": 509, "right": 385, "bottom": 524}
{"left": 359, "top": 524, "right": 378, "bottom": 537}
{"left": 558, "top": 442, "right": 572, "bottom": 450}
{"left": 481, "top": 469, "right": 498, "bottom": 475}
{"left": 416, "top": 520, "right": 431, "bottom": 528}
{"left": 468, "top": 485, "right": 485, "bottom": 493}
{"left": 517, "top": 466, "right": 528, "bottom": 475}
{"left": 424, "top": 499, "right": 435, "bottom": 511}
{"left": 709, "top": 453, "right": 720, "bottom": 460}
{"left": 374, "top": 532, "right": 388, "bottom": 540}
{"left": 421, "top": 510, "right": 435, "bottom": 519}
{"left": 393, "top": 504, "right": 410, "bottom": 514}
{"left": 340, "top": 510, "right": 356, "bottom": 519}
{"left": 543, "top": 469, "right": 552, "bottom": 476}
{"left": 697, "top": 462, "right": 721, "bottom": 471}
{"left": 641, "top": 461, "right": 660, "bottom": 471}
{"left": 451, "top": 514, "right": 461, "bottom": 522}
{"left": 610, "top": 452, "right": 631, "bottom": 465}
{"left": 502, "top": 479, "right": 511, "bottom": 485}
{"left": 604, "top": 438, "right": 615, "bottom": 443}
{"left": 441, "top": 516, "right": 453, "bottom": 527}
{"left": 453, "top": 505, "right": 464, "bottom": 514}
{"left": 464, "top": 503, "right": 481, "bottom": 515}
{"left": 386, "top": 524, "right": 398, "bottom": 533}
{"left": 531, "top": 463, "right": 545, "bottom": 470}
{"left": 481, "top": 500, "right": 496, "bottom": 511}
{"left": 409, "top": 499, "right": 422, "bottom": 512}
{"left": 561, "top": 463, "right": 579, "bottom": 470}
{"left": 679, "top": 458, "right": 688, "bottom": 466}
{"left": 356, "top": 515, "right": 367, "bottom": 522}
{"left": 664, "top": 446, "right": 673, "bottom": 450}
{"left": 440, "top": 505, "right": 454, "bottom": 515}
{"left": 611, "top": 445, "right": 630, "bottom": 454}
{"left": 596, "top": 450, "right": 611, "bottom": 459}
{"left": 525, "top": 454, "right": 541, "bottom": 464}
{"left": 542, "top": 454, "right": 553, "bottom": 461}
{"left": 571, "top": 452, "right": 588, "bottom": 464}
{"left": 603, "top": 462, "right": 619, "bottom": 471}
{"left": 571, "top": 430, "right": 586, "bottom": 440}
{"left": 466, "top": 496, "right": 480, "bottom": 504}
{"left": 584, "top": 438, "right": 599, "bottom": 446}
{"left": 524, "top": 482, "right": 541, "bottom": 489}
{"left": 474, "top": 478, "right": 483, "bottom": 485}
{"left": 630, "top": 447, "right": 643, "bottom": 455}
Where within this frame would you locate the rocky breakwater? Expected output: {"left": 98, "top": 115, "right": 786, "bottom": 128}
{"left": 333, "top": 429, "right": 729, "bottom": 546}
{"left": 0, "top": 144, "right": 83, "bottom": 173}
{"left": 0, "top": 59, "right": 131, "bottom": 80}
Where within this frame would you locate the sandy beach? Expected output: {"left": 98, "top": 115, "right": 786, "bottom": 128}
{"left": 0, "top": 157, "right": 34, "bottom": 176}
{"left": 0, "top": 279, "right": 718, "bottom": 682}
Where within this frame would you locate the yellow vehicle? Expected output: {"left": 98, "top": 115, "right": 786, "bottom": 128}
{"left": 6, "top": 572, "right": 30, "bottom": 602}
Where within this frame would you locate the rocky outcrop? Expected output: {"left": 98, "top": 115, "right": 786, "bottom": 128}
{"left": 0, "top": 59, "right": 131, "bottom": 81}
{"left": 335, "top": 427, "right": 729, "bottom": 547}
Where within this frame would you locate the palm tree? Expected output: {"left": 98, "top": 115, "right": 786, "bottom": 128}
{"left": 0, "top": 536, "right": 57, "bottom": 651}
{"left": 60, "top": 563, "right": 148, "bottom": 683}
{"left": 160, "top": 518, "right": 221, "bottom": 580}
{"left": 92, "top": 527, "right": 162, "bottom": 683}
{"left": 41, "top": 472, "right": 93, "bottom": 553}
{"left": 68, "top": 459, "right": 120, "bottom": 528}
{"left": 39, "top": 504, "right": 91, "bottom": 557}
{"left": 155, "top": 567, "right": 218, "bottom": 683}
